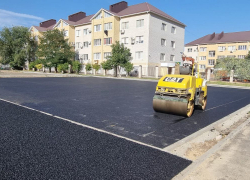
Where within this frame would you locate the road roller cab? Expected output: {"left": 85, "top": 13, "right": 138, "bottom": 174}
{"left": 153, "top": 63, "right": 207, "bottom": 117}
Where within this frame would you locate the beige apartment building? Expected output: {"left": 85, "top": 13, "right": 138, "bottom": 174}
{"left": 184, "top": 31, "right": 250, "bottom": 73}
{"left": 30, "top": 1, "right": 186, "bottom": 75}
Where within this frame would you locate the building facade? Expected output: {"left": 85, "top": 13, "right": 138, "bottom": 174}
{"left": 31, "top": 1, "right": 186, "bottom": 74}
{"left": 184, "top": 31, "right": 250, "bottom": 73}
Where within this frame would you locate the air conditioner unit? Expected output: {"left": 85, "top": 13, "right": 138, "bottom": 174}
{"left": 89, "top": 41, "right": 91, "bottom": 45}
{"left": 80, "top": 46, "right": 83, "bottom": 49}
{"left": 88, "top": 30, "right": 92, "bottom": 33}
{"left": 120, "top": 30, "right": 125, "bottom": 34}
{"left": 131, "top": 38, "right": 135, "bottom": 44}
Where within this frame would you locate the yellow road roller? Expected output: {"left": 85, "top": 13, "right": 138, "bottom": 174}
{"left": 153, "top": 62, "right": 207, "bottom": 117}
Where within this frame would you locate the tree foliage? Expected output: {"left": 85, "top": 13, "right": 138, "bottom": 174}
{"left": 36, "top": 29, "right": 74, "bottom": 72}
{"left": 57, "top": 63, "right": 69, "bottom": 73}
{"left": 123, "top": 62, "right": 133, "bottom": 75}
{"left": 85, "top": 63, "right": 92, "bottom": 71}
{"left": 92, "top": 64, "right": 100, "bottom": 71}
{"left": 215, "top": 57, "right": 250, "bottom": 81}
{"left": 72, "top": 61, "right": 82, "bottom": 74}
{"left": 101, "top": 60, "right": 113, "bottom": 70}
{"left": 106, "top": 41, "right": 132, "bottom": 76}
{"left": 0, "top": 26, "right": 37, "bottom": 69}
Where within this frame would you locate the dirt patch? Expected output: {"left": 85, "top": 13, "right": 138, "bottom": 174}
{"left": 184, "top": 113, "right": 250, "bottom": 161}
{"left": 185, "top": 139, "right": 218, "bottom": 161}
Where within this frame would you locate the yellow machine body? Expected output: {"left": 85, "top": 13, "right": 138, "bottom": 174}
{"left": 153, "top": 65, "right": 207, "bottom": 117}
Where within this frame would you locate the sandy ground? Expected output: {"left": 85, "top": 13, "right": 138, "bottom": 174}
{"left": 184, "top": 122, "right": 250, "bottom": 180}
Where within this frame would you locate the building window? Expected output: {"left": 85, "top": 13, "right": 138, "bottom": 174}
{"left": 83, "top": 41, "right": 88, "bottom": 48}
{"left": 76, "top": 42, "right": 80, "bottom": 49}
{"left": 200, "top": 56, "right": 206, "bottom": 60}
{"left": 121, "top": 37, "right": 129, "bottom": 44}
{"left": 83, "top": 54, "right": 88, "bottom": 60}
{"left": 218, "top": 46, "right": 226, "bottom": 51}
{"left": 227, "top": 55, "right": 236, "bottom": 58}
{"left": 104, "top": 52, "right": 111, "bottom": 59}
{"left": 94, "top": 24, "right": 101, "bottom": 32}
{"left": 199, "top": 65, "right": 206, "bottom": 69}
{"left": 238, "top": 45, "right": 247, "bottom": 50}
{"left": 228, "top": 46, "right": 236, "bottom": 52}
{"left": 95, "top": 12, "right": 102, "bottom": 19}
{"left": 171, "top": 26, "right": 176, "bottom": 34}
{"left": 94, "top": 39, "right": 101, "bottom": 46}
{"left": 238, "top": 55, "right": 246, "bottom": 59}
{"left": 208, "top": 59, "right": 215, "bottom": 65}
{"left": 161, "top": 38, "right": 166, "bottom": 46}
{"left": 170, "top": 55, "right": 175, "bottom": 61}
{"left": 121, "top": 22, "right": 129, "bottom": 29}
{"left": 76, "top": 30, "right": 80, "bottom": 37}
{"left": 135, "top": 51, "right": 143, "bottom": 60}
{"left": 171, "top": 41, "right": 175, "bottom": 48}
{"left": 136, "top": 36, "right": 143, "bottom": 43}
{"left": 160, "top": 53, "right": 165, "bottom": 61}
{"left": 104, "top": 12, "right": 112, "bottom": 18}
{"left": 188, "top": 48, "right": 192, "bottom": 52}
{"left": 83, "top": 29, "right": 88, "bottom": 35}
{"left": 104, "top": 38, "right": 112, "bottom": 45}
{"left": 200, "top": 47, "right": 207, "bottom": 52}
{"left": 217, "top": 55, "right": 225, "bottom": 59}
{"left": 64, "top": 30, "right": 69, "bottom": 37}
{"left": 136, "top": 19, "right": 144, "bottom": 28}
{"left": 104, "top": 22, "right": 112, "bottom": 30}
{"left": 94, "top": 53, "right": 101, "bottom": 60}
{"left": 161, "top": 23, "right": 166, "bottom": 31}
{"left": 209, "top": 51, "right": 215, "bottom": 57}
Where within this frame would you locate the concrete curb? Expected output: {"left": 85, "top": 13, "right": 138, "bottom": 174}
{"left": 172, "top": 109, "right": 250, "bottom": 180}
{"left": 164, "top": 104, "right": 250, "bottom": 153}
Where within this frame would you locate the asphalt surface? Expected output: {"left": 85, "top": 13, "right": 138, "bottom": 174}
{"left": 0, "top": 100, "right": 191, "bottom": 180}
{"left": 0, "top": 77, "right": 250, "bottom": 148}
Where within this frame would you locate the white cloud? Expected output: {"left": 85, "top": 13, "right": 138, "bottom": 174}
{"left": 0, "top": 9, "right": 45, "bottom": 28}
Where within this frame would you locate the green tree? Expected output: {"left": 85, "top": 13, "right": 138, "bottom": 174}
{"left": 106, "top": 41, "right": 132, "bottom": 77}
{"left": 57, "top": 63, "right": 69, "bottom": 73}
{"left": 123, "top": 62, "right": 133, "bottom": 76}
{"left": 215, "top": 57, "right": 249, "bottom": 81}
{"left": 101, "top": 60, "right": 113, "bottom": 75}
{"left": 35, "top": 64, "right": 43, "bottom": 71}
{"left": 92, "top": 64, "right": 100, "bottom": 71}
{"left": 85, "top": 63, "right": 92, "bottom": 72}
{"left": 72, "top": 61, "right": 82, "bottom": 74}
{"left": 0, "top": 26, "right": 37, "bottom": 69}
{"left": 36, "top": 29, "right": 74, "bottom": 73}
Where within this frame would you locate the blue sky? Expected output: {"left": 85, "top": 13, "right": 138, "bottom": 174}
{"left": 0, "top": 0, "right": 250, "bottom": 44}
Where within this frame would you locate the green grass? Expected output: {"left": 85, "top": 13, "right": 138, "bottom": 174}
{"left": 208, "top": 81, "right": 250, "bottom": 87}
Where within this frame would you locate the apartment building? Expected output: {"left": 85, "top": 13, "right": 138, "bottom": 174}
{"left": 184, "top": 31, "right": 250, "bottom": 73}
{"left": 30, "top": 1, "right": 185, "bottom": 74}
{"left": 29, "top": 19, "right": 57, "bottom": 42}
{"left": 73, "top": 1, "right": 186, "bottom": 73}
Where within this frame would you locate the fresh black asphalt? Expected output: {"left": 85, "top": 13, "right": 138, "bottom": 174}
{"left": 0, "top": 100, "right": 191, "bottom": 180}
{"left": 0, "top": 77, "right": 250, "bottom": 148}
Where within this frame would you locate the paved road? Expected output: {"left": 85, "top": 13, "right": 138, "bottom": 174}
{"left": 0, "top": 77, "right": 250, "bottom": 148}
{"left": 0, "top": 100, "right": 191, "bottom": 179}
